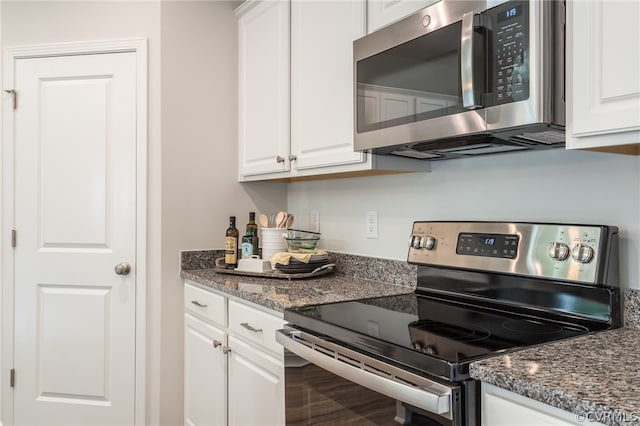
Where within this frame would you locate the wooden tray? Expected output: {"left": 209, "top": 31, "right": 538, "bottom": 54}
{"left": 214, "top": 258, "right": 336, "bottom": 280}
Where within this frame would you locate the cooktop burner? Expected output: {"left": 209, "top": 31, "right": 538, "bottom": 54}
{"left": 501, "top": 319, "right": 565, "bottom": 334}
{"left": 410, "top": 321, "right": 492, "bottom": 342}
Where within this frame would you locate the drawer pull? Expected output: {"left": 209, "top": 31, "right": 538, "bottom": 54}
{"left": 191, "top": 300, "right": 208, "bottom": 308}
{"left": 240, "top": 322, "right": 263, "bottom": 333}
{"left": 222, "top": 346, "right": 232, "bottom": 354}
{"left": 213, "top": 340, "right": 222, "bottom": 348}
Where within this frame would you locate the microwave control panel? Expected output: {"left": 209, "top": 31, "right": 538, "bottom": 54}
{"left": 487, "top": 1, "right": 530, "bottom": 105}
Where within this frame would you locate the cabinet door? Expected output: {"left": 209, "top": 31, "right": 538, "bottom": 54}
{"left": 227, "top": 335, "right": 285, "bottom": 426}
{"left": 481, "top": 383, "right": 602, "bottom": 426}
{"left": 567, "top": 0, "right": 640, "bottom": 150}
{"left": 367, "top": 0, "right": 440, "bottom": 33}
{"left": 238, "top": 0, "right": 291, "bottom": 177}
{"left": 290, "top": 0, "right": 366, "bottom": 171}
{"left": 184, "top": 314, "right": 227, "bottom": 426}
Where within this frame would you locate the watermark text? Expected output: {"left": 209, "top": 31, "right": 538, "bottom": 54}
{"left": 576, "top": 411, "right": 639, "bottom": 424}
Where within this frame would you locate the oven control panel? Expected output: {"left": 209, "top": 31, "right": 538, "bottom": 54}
{"left": 407, "top": 222, "right": 618, "bottom": 285}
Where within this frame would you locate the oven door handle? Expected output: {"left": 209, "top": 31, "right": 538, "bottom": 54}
{"left": 276, "top": 328, "right": 454, "bottom": 418}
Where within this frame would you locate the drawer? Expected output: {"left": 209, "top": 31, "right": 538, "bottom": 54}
{"left": 228, "top": 300, "right": 286, "bottom": 355}
{"left": 184, "top": 283, "right": 226, "bottom": 326}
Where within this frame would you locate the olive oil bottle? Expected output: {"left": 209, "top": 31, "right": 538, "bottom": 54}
{"left": 246, "top": 212, "right": 259, "bottom": 256}
{"left": 224, "top": 216, "right": 239, "bottom": 268}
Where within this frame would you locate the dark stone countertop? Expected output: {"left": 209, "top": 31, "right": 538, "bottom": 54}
{"left": 181, "top": 268, "right": 415, "bottom": 313}
{"left": 470, "top": 327, "right": 640, "bottom": 425}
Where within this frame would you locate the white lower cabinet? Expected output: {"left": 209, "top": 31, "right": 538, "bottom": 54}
{"left": 227, "top": 336, "right": 285, "bottom": 425}
{"left": 184, "top": 282, "right": 286, "bottom": 426}
{"left": 185, "top": 314, "right": 227, "bottom": 426}
{"left": 481, "top": 383, "right": 604, "bottom": 426}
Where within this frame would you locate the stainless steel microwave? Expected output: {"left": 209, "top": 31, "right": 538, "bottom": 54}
{"left": 354, "top": 0, "right": 565, "bottom": 160}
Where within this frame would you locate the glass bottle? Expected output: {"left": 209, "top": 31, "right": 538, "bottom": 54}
{"left": 246, "top": 212, "right": 259, "bottom": 256}
{"left": 225, "top": 216, "right": 239, "bottom": 268}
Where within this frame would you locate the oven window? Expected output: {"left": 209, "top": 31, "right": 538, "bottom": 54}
{"left": 285, "top": 357, "right": 451, "bottom": 425}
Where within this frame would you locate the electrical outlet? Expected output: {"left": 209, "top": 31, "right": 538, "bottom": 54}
{"left": 309, "top": 211, "right": 320, "bottom": 233}
{"left": 366, "top": 210, "right": 378, "bottom": 239}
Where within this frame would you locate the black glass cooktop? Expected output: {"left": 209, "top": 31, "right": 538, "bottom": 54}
{"left": 284, "top": 291, "right": 611, "bottom": 381}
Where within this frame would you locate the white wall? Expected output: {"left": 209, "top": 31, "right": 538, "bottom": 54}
{"left": 288, "top": 148, "right": 640, "bottom": 290}
{"left": 160, "top": 1, "right": 286, "bottom": 424}
{"left": 1, "top": 1, "right": 288, "bottom": 425}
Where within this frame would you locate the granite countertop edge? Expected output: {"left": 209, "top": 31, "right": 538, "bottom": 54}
{"left": 181, "top": 269, "right": 415, "bottom": 313}
{"left": 469, "top": 327, "right": 640, "bottom": 425}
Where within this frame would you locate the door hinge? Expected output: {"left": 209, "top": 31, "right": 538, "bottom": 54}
{"left": 10, "top": 369, "right": 15, "bottom": 387}
{"left": 4, "top": 89, "right": 17, "bottom": 110}
{"left": 11, "top": 229, "right": 16, "bottom": 248}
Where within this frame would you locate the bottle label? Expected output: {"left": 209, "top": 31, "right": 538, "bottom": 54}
{"left": 225, "top": 237, "right": 237, "bottom": 265}
{"left": 241, "top": 236, "right": 253, "bottom": 259}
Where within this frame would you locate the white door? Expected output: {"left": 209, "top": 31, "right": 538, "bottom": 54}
{"left": 12, "top": 51, "right": 138, "bottom": 425}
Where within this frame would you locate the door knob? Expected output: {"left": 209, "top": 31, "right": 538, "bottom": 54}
{"left": 114, "top": 262, "right": 131, "bottom": 275}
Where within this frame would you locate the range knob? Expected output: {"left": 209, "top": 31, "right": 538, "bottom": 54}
{"left": 408, "top": 234, "right": 436, "bottom": 250}
{"left": 571, "top": 244, "right": 595, "bottom": 264}
{"left": 548, "top": 242, "right": 570, "bottom": 261}
{"left": 423, "top": 235, "right": 436, "bottom": 250}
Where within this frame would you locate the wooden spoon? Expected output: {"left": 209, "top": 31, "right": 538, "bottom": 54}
{"left": 285, "top": 214, "right": 294, "bottom": 229}
{"left": 258, "top": 214, "right": 269, "bottom": 228}
{"left": 274, "top": 211, "right": 286, "bottom": 228}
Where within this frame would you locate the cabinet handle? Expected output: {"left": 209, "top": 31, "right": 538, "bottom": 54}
{"left": 222, "top": 346, "right": 232, "bottom": 354}
{"left": 191, "top": 300, "right": 208, "bottom": 308}
{"left": 213, "top": 340, "right": 222, "bottom": 348}
{"left": 276, "top": 155, "right": 285, "bottom": 163}
{"left": 289, "top": 154, "right": 297, "bottom": 161}
{"left": 240, "top": 322, "right": 263, "bottom": 333}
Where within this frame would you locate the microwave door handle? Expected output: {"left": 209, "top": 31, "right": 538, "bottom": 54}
{"left": 461, "top": 11, "right": 481, "bottom": 109}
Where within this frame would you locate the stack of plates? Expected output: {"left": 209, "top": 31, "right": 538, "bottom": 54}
{"left": 274, "top": 254, "right": 330, "bottom": 274}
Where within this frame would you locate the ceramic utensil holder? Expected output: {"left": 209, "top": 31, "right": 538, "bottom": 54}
{"left": 260, "top": 228, "right": 287, "bottom": 262}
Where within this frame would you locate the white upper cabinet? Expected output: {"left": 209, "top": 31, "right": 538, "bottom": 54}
{"left": 238, "top": 0, "right": 290, "bottom": 176}
{"left": 367, "top": 0, "right": 440, "bottom": 33}
{"left": 566, "top": 0, "right": 640, "bottom": 152}
{"left": 236, "top": 0, "right": 429, "bottom": 182}
{"left": 290, "top": 0, "right": 366, "bottom": 171}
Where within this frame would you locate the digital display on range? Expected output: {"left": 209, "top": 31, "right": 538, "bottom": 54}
{"left": 456, "top": 233, "right": 519, "bottom": 259}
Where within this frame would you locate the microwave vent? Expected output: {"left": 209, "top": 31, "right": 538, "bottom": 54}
{"left": 410, "top": 135, "right": 494, "bottom": 153}
{"left": 509, "top": 130, "right": 565, "bottom": 145}
{"left": 444, "top": 144, "right": 527, "bottom": 155}
{"left": 390, "top": 150, "right": 441, "bottom": 159}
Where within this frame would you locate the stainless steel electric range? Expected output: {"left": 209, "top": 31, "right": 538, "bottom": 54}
{"left": 276, "top": 222, "right": 622, "bottom": 426}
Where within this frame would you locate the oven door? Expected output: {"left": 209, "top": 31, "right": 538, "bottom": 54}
{"left": 276, "top": 327, "right": 463, "bottom": 426}
{"left": 353, "top": 0, "right": 488, "bottom": 152}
